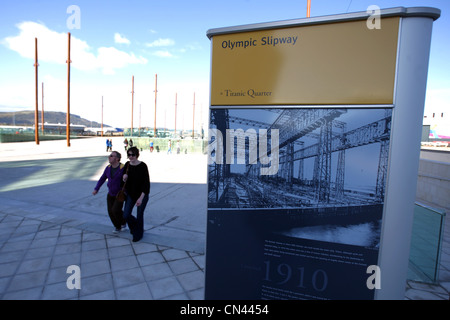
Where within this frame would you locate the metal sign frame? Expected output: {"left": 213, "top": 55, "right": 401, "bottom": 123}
{"left": 205, "top": 7, "right": 440, "bottom": 300}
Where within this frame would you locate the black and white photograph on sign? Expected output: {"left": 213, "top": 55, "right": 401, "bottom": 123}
{"left": 208, "top": 107, "right": 391, "bottom": 248}
{"left": 206, "top": 107, "right": 392, "bottom": 300}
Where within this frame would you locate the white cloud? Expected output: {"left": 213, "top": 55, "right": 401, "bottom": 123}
{"left": 153, "top": 50, "right": 174, "bottom": 58}
{"left": 4, "top": 22, "right": 68, "bottom": 62}
{"left": 146, "top": 38, "right": 175, "bottom": 47}
{"left": 3, "top": 21, "right": 147, "bottom": 75}
{"left": 114, "top": 33, "right": 130, "bottom": 45}
{"left": 185, "top": 42, "right": 202, "bottom": 51}
{"left": 97, "top": 47, "right": 147, "bottom": 74}
{"left": 145, "top": 38, "right": 177, "bottom": 58}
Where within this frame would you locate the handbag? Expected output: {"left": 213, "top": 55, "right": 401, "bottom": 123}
{"left": 116, "top": 189, "right": 126, "bottom": 202}
{"left": 116, "top": 162, "right": 129, "bottom": 202}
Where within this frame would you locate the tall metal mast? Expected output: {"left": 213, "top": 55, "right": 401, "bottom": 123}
{"left": 101, "top": 96, "right": 104, "bottom": 137}
{"left": 154, "top": 74, "right": 157, "bottom": 137}
{"left": 192, "top": 92, "right": 195, "bottom": 138}
{"left": 131, "top": 75, "right": 134, "bottom": 136}
{"left": 174, "top": 93, "right": 177, "bottom": 136}
{"left": 41, "top": 82, "right": 44, "bottom": 134}
{"left": 66, "top": 32, "right": 71, "bottom": 147}
{"left": 34, "top": 38, "right": 39, "bottom": 145}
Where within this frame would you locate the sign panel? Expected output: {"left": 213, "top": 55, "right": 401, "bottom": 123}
{"left": 206, "top": 7, "right": 440, "bottom": 300}
{"left": 206, "top": 107, "right": 391, "bottom": 299}
{"left": 210, "top": 18, "right": 399, "bottom": 106}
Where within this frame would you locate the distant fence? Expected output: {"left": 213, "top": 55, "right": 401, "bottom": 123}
{"left": 122, "top": 137, "right": 208, "bottom": 154}
{"left": 0, "top": 132, "right": 86, "bottom": 143}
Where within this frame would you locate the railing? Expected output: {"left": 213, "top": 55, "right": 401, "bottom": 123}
{"left": 123, "top": 137, "right": 208, "bottom": 154}
{"left": 408, "top": 202, "right": 446, "bottom": 284}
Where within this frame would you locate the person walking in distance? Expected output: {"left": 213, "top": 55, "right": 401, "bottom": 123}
{"left": 167, "top": 139, "right": 172, "bottom": 154}
{"left": 122, "top": 146, "right": 150, "bottom": 242}
{"left": 92, "top": 151, "right": 127, "bottom": 233}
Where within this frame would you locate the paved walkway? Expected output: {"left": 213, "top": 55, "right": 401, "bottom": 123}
{"left": 0, "top": 137, "right": 206, "bottom": 300}
{"left": 0, "top": 137, "right": 449, "bottom": 299}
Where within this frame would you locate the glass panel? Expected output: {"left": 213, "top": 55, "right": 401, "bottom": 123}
{"left": 408, "top": 203, "right": 446, "bottom": 283}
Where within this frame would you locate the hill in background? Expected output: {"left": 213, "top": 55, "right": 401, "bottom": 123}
{"left": 0, "top": 111, "right": 111, "bottom": 128}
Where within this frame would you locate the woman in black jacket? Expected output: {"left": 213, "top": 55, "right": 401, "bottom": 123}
{"left": 122, "top": 147, "right": 150, "bottom": 242}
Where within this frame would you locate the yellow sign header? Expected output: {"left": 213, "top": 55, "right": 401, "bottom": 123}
{"left": 210, "top": 17, "right": 399, "bottom": 106}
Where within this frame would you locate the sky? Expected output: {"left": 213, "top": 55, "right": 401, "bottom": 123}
{"left": 0, "top": 0, "right": 448, "bottom": 130}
